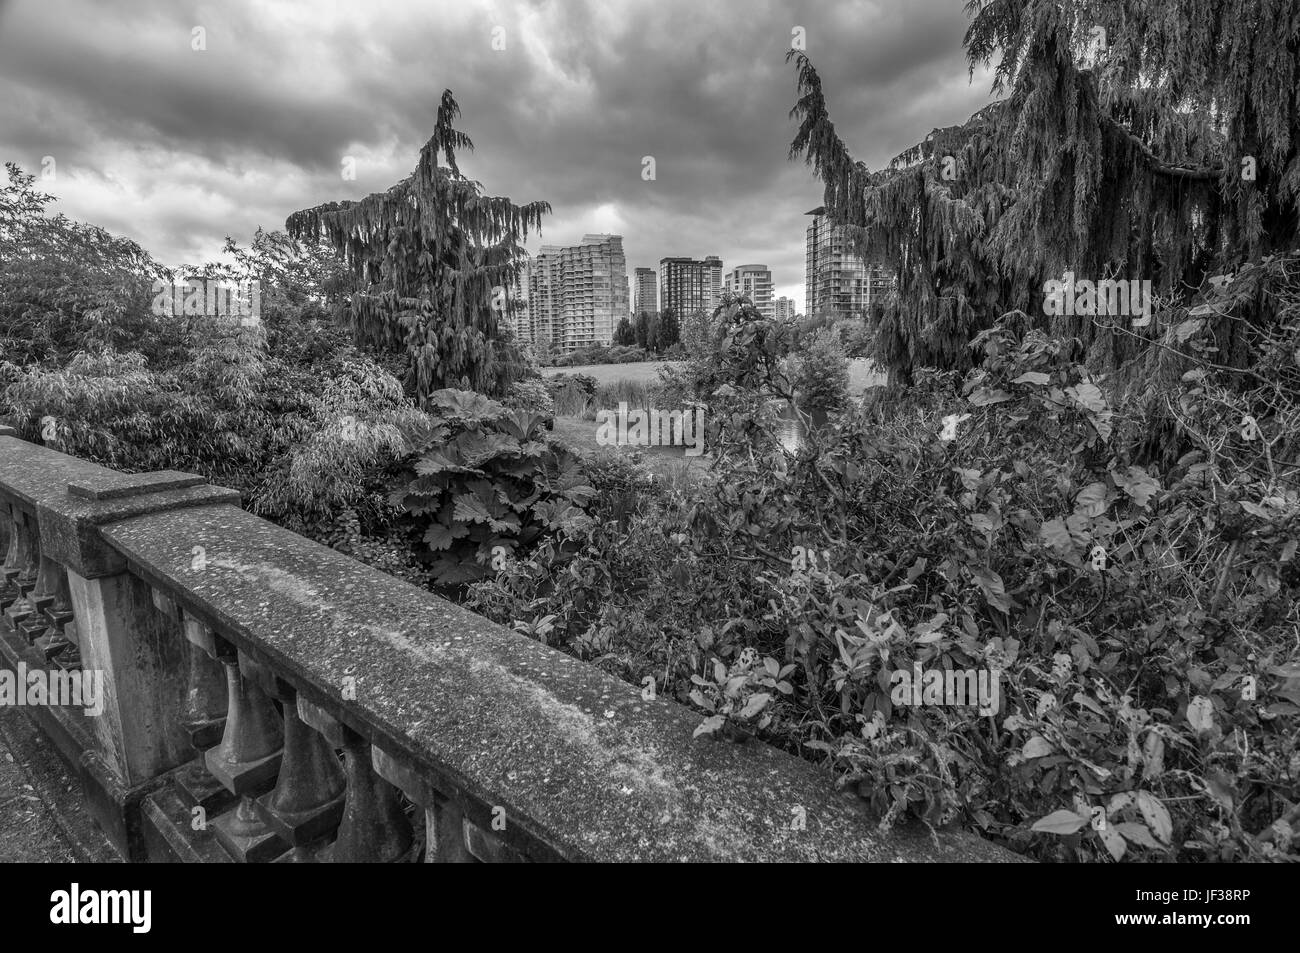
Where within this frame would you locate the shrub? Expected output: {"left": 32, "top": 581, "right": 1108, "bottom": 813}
{"left": 390, "top": 388, "right": 595, "bottom": 589}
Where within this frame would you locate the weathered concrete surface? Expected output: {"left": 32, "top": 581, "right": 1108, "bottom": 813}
{"left": 104, "top": 504, "right": 1026, "bottom": 863}
{"left": 0, "top": 436, "right": 240, "bottom": 578}
{"left": 0, "top": 700, "right": 119, "bottom": 862}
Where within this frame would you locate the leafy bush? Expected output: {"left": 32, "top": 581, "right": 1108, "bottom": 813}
{"left": 470, "top": 255, "right": 1300, "bottom": 862}
{"left": 390, "top": 388, "right": 595, "bottom": 588}
{"left": 789, "top": 327, "right": 850, "bottom": 415}
{"left": 503, "top": 376, "right": 555, "bottom": 422}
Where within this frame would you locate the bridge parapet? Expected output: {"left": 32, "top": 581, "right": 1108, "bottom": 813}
{"left": 0, "top": 426, "right": 1020, "bottom": 863}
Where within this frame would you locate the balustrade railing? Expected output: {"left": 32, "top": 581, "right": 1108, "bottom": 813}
{"left": 0, "top": 424, "right": 1019, "bottom": 863}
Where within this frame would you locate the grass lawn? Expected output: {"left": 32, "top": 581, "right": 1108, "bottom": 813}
{"left": 549, "top": 415, "right": 712, "bottom": 487}
{"left": 544, "top": 359, "right": 886, "bottom": 394}
{"left": 542, "top": 361, "right": 676, "bottom": 386}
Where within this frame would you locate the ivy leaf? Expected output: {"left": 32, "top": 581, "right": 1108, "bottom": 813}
{"left": 1112, "top": 465, "right": 1161, "bottom": 508}
{"left": 1136, "top": 791, "right": 1173, "bottom": 845}
{"left": 1011, "top": 371, "right": 1050, "bottom": 385}
{"left": 1142, "top": 732, "right": 1165, "bottom": 779}
{"left": 739, "top": 693, "right": 772, "bottom": 719}
{"left": 1031, "top": 809, "right": 1088, "bottom": 835}
{"left": 1022, "top": 735, "right": 1054, "bottom": 759}
{"left": 1204, "top": 771, "right": 1235, "bottom": 811}
{"left": 1074, "top": 482, "right": 1111, "bottom": 517}
{"left": 1097, "top": 826, "right": 1127, "bottom": 861}
{"left": 1067, "top": 381, "right": 1108, "bottom": 414}
{"left": 971, "top": 567, "right": 1013, "bottom": 614}
{"left": 968, "top": 386, "right": 1012, "bottom": 406}
{"left": 1040, "top": 517, "right": 1075, "bottom": 557}
{"left": 1115, "top": 821, "right": 1161, "bottom": 849}
{"left": 1186, "top": 695, "right": 1216, "bottom": 735}
{"left": 692, "top": 714, "right": 725, "bottom": 739}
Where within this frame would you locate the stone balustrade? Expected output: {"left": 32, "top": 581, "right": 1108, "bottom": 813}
{"left": 0, "top": 425, "right": 1020, "bottom": 862}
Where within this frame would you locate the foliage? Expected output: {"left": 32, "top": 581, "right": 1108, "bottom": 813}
{"left": 286, "top": 91, "right": 549, "bottom": 401}
{"left": 503, "top": 376, "right": 555, "bottom": 422}
{"left": 0, "top": 163, "right": 172, "bottom": 368}
{"left": 471, "top": 255, "right": 1300, "bottom": 862}
{"left": 551, "top": 344, "right": 649, "bottom": 366}
{"left": 390, "top": 388, "right": 595, "bottom": 589}
{"left": 788, "top": 0, "right": 1300, "bottom": 383}
{"left": 614, "top": 315, "right": 636, "bottom": 346}
{"left": 789, "top": 327, "right": 850, "bottom": 415}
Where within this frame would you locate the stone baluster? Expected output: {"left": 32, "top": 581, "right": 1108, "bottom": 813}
{"left": 16, "top": 555, "right": 60, "bottom": 644}
{"left": 0, "top": 506, "right": 20, "bottom": 609}
{"left": 204, "top": 641, "right": 285, "bottom": 862}
{"left": 249, "top": 673, "right": 346, "bottom": 861}
{"left": 170, "top": 615, "right": 233, "bottom": 822}
{"left": 179, "top": 611, "right": 228, "bottom": 751}
{"left": 37, "top": 563, "right": 77, "bottom": 664}
{"left": 298, "top": 698, "right": 413, "bottom": 863}
{"left": 1, "top": 509, "right": 38, "bottom": 623}
{"left": 370, "top": 744, "right": 527, "bottom": 863}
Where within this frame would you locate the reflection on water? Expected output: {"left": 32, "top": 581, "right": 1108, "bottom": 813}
{"left": 774, "top": 401, "right": 829, "bottom": 452}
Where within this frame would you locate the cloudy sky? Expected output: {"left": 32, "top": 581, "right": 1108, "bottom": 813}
{"left": 0, "top": 0, "right": 995, "bottom": 311}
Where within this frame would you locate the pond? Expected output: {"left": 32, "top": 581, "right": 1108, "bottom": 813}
{"left": 773, "top": 401, "right": 830, "bottom": 452}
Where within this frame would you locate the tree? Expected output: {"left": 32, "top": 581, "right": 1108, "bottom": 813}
{"left": 634, "top": 310, "right": 651, "bottom": 349}
{"left": 657, "top": 308, "right": 680, "bottom": 350}
{"left": 287, "top": 91, "right": 550, "bottom": 404}
{"left": 788, "top": 0, "right": 1300, "bottom": 383}
{"left": 614, "top": 314, "right": 636, "bottom": 346}
{"left": 679, "top": 308, "right": 712, "bottom": 356}
{"left": 0, "top": 163, "right": 168, "bottom": 367}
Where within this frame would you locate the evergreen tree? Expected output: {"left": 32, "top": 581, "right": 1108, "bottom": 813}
{"left": 657, "top": 308, "right": 680, "bottom": 349}
{"left": 789, "top": 0, "right": 1300, "bottom": 383}
{"left": 614, "top": 314, "right": 636, "bottom": 346}
{"left": 634, "top": 310, "right": 651, "bottom": 349}
{"left": 287, "top": 91, "right": 550, "bottom": 403}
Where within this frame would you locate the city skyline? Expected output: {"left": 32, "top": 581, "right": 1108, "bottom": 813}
{"left": 0, "top": 0, "right": 995, "bottom": 315}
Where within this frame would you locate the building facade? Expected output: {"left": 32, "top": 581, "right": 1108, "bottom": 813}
{"left": 726, "top": 264, "right": 774, "bottom": 317}
{"left": 703, "top": 256, "right": 723, "bottom": 314}
{"left": 528, "top": 234, "right": 629, "bottom": 351}
{"left": 804, "top": 207, "right": 892, "bottom": 319}
{"left": 499, "top": 253, "right": 531, "bottom": 341}
{"left": 633, "top": 267, "right": 657, "bottom": 315}
{"left": 659, "top": 255, "right": 720, "bottom": 319}
{"left": 773, "top": 295, "right": 796, "bottom": 322}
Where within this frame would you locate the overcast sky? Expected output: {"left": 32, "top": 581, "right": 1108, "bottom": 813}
{"left": 0, "top": 0, "right": 995, "bottom": 312}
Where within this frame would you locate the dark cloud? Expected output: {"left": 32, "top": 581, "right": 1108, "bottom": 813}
{"left": 0, "top": 0, "right": 996, "bottom": 307}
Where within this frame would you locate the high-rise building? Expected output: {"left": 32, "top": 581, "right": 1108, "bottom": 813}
{"left": 805, "top": 207, "right": 892, "bottom": 318}
{"left": 703, "top": 256, "right": 723, "bottom": 313}
{"left": 659, "top": 255, "right": 721, "bottom": 318}
{"left": 773, "top": 296, "right": 796, "bottom": 322}
{"left": 726, "top": 264, "right": 774, "bottom": 317}
{"left": 501, "top": 253, "right": 531, "bottom": 340}
{"left": 528, "top": 234, "right": 629, "bottom": 351}
{"left": 633, "top": 267, "right": 657, "bottom": 315}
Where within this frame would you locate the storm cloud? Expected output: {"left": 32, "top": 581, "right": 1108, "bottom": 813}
{"left": 0, "top": 0, "right": 996, "bottom": 309}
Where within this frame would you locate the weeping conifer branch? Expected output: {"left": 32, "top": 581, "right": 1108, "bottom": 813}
{"left": 287, "top": 90, "right": 550, "bottom": 403}
{"left": 791, "top": 0, "right": 1300, "bottom": 384}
